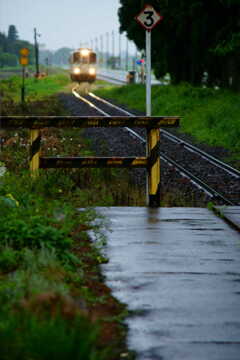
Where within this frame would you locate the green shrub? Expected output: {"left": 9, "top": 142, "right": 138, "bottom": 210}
{"left": 0, "top": 217, "right": 72, "bottom": 251}
{"left": 0, "top": 309, "right": 106, "bottom": 360}
{"left": 0, "top": 246, "right": 19, "bottom": 273}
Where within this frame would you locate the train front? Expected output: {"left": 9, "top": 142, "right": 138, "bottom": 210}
{"left": 70, "top": 48, "right": 97, "bottom": 83}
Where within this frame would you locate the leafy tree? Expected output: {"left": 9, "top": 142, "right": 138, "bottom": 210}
{"left": 0, "top": 28, "right": 34, "bottom": 67}
{"left": 7, "top": 25, "right": 18, "bottom": 42}
{"left": 0, "top": 32, "right": 7, "bottom": 53}
{"left": 118, "top": 0, "right": 240, "bottom": 90}
{"left": 0, "top": 52, "right": 18, "bottom": 67}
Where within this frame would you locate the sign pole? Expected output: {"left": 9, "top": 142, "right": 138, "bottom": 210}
{"left": 21, "top": 66, "right": 25, "bottom": 104}
{"left": 19, "top": 47, "right": 30, "bottom": 105}
{"left": 135, "top": 4, "right": 163, "bottom": 206}
{"left": 146, "top": 29, "right": 151, "bottom": 117}
{"left": 146, "top": 29, "right": 160, "bottom": 207}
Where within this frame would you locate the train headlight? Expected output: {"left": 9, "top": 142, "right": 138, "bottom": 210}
{"left": 89, "top": 68, "right": 96, "bottom": 75}
{"left": 73, "top": 68, "right": 81, "bottom": 74}
{"left": 81, "top": 49, "right": 90, "bottom": 56}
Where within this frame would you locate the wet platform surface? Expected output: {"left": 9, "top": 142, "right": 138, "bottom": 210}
{"left": 100, "top": 207, "right": 240, "bottom": 360}
{"left": 216, "top": 206, "right": 240, "bottom": 231}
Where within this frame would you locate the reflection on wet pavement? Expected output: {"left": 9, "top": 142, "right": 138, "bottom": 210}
{"left": 100, "top": 207, "right": 240, "bottom": 360}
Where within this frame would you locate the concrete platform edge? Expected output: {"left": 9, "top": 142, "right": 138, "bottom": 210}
{"left": 212, "top": 206, "right": 240, "bottom": 233}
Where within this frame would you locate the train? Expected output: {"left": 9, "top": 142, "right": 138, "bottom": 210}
{"left": 69, "top": 48, "right": 97, "bottom": 83}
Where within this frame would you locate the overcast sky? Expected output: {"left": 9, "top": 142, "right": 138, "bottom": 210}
{"left": 0, "top": 0, "right": 130, "bottom": 51}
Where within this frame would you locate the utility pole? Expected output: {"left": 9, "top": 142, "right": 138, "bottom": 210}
{"left": 134, "top": 44, "right": 138, "bottom": 71}
{"left": 100, "top": 34, "right": 103, "bottom": 67}
{"left": 112, "top": 30, "right": 115, "bottom": 68}
{"left": 95, "top": 37, "right": 98, "bottom": 53}
{"left": 119, "top": 32, "right": 121, "bottom": 69}
{"left": 106, "top": 32, "right": 109, "bottom": 68}
{"left": 34, "top": 28, "right": 40, "bottom": 78}
{"left": 125, "top": 35, "right": 129, "bottom": 71}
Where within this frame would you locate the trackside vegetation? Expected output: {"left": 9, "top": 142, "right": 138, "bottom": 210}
{"left": 0, "top": 72, "right": 70, "bottom": 103}
{"left": 95, "top": 83, "right": 240, "bottom": 165}
{"left": 0, "top": 74, "right": 135, "bottom": 360}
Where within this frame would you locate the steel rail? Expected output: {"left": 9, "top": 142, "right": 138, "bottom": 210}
{"left": 72, "top": 87, "right": 109, "bottom": 116}
{"left": 72, "top": 89, "right": 238, "bottom": 205}
{"left": 160, "top": 154, "right": 235, "bottom": 206}
{"left": 88, "top": 92, "right": 145, "bottom": 142}
{"left": 161, "top": 130, "right": 240, "bottom": 179}
{"left": 89, "top": 92, "right": 240, "bottom": 179}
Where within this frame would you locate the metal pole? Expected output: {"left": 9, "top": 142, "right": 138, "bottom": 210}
{"left": 95, "top": 37, "right": 98, "bottom": 53}
{"left": 126, "top": 35, "right": 128, "bottom": 71}
{"left": 34, "top": 28, "right": 40, "bottom": 77}
{"left": 146, "top": 30, "right": 151, "bottom": 116}
{"left": 134, "top": 44, "right": 138, "bottom": 72}
{"left": 100, "top": 35, "right": 103, "bottom": 67}
{"left": 112, "top": 30, "right": 115, "bottom": 62}
{"left": 119, "top": 32, "right": 121, "bottom": 69}
{"left": 21, "top": 66, "right": 25, "bottom": 104}
{"left": 146, "top": 30, "right": 160, "bottom": 207}
{"left": 106, "top": 32, "right": 109, "bottom": 68}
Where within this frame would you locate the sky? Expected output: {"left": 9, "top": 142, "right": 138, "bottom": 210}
{"left": 0, "top": 0, "right": 134, "bottom": 52}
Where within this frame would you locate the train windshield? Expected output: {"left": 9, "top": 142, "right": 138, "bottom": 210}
{"left": 72, "top": 51, "right": 96, "bottom": 64}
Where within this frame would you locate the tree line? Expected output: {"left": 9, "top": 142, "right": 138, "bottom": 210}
{"left": 118, "top": 0, "right": 240, "bottom": 90}
{"left": 0, "top": 25, "right": 73, "bottom": 69}
{"left": 0, "top": 25, "right": 35, "bottom": 67}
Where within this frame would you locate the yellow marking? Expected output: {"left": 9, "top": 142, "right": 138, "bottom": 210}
{"left": 82, "top": 160, "right": 97, "bottom": 165}
{"left": 134, "top": 120, "right": 148, "bottom": 125}
{"left": 30, "top": 129, "right": 40, "bottom": 177}
{"left": 87, "top": 120, "right": 99, "bottom": 126}
{"left": 107, "top": 160, "right": 123, "bottom": 165}
{"left": 109, "top": 120, "right": 123, "bottom": 125}
{"left": 148, "top": 129, "right": 160, "bottom": 195}
{"left": 132, "top": 158, "right": 147, "bottom": 165}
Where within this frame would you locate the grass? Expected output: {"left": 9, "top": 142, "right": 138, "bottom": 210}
{"left": 0, "top": 72, "right": 70, "bottom": 102}
{"left": 0, "top": 73, "right": 134, "bottom": 359}
{"left": 94, "top": 83, "right": 240, "bottom": 157}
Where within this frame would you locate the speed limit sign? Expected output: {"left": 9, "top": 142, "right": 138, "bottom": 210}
{"left": 135, "top": 4, "right": 163, "bottom": 31}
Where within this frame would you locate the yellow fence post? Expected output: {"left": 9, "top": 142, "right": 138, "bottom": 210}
{"left": 29, "top": 129, "right": 41, "bottom": 177}
{"left": 147, "top": 128, "right": 160, "bottom": 207}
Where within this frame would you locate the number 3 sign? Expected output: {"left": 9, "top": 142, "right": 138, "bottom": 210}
{"left": 135, "top": 4, "right": 163, "bottom": 31}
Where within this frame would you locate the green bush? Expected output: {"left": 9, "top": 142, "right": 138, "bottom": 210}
{"left": 0, "top": 246, "right": 19, "bottom": 273}
{"left": 0, "top": 309, "right": 105, "bottom": 360}
{"left": 0, "top": 216, "right": 72, "bottom": 251}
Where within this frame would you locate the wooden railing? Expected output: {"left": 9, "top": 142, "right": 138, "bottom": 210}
{"left": 1, "top": 115, "right": 180, "bottom": 207}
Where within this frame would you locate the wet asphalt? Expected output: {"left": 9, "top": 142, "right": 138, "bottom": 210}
{"left": 100, "top": 207, "right": 240, "bottom": 360}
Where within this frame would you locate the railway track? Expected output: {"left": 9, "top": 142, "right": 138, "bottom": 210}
{"left": 71, "top": 85, "right": 240, "bottom": 206}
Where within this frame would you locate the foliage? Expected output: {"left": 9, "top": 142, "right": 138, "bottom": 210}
{"left": 7, "top": 25, "right": 18, "bottom": 41}
{"left": 0, "top": 309, "right": 104, "bottom": 360}
{"left": 118, "top": 0, "right": 240, "bottom": 90}
{"left": 0, "top": 246, "right": 19, "bottom": 273}
{"left": 0, "top": 168, "right": 110, "bottom": 357}
{"left": 0, "top": 25, "right": 34, "bottom": 67}
{"left": 0, "top": 52, "right": 18, "bottom": 67}
{"left": 0, "top": 73, "right": 70, "bottom": 105}
{"left": 95, "top": 83, "right": 240, "bottom": 155}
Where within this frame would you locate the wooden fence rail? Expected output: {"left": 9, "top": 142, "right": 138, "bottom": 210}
{"left": 1, "top": 116, "right": 180, "bottom": 207}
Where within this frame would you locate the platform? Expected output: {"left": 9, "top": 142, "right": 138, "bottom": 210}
{"left": 99, "top": 207, "right": 240, "bottom": 360}
{"left": 98, "top": 68, "right": 162, "bottom": 85}
{"left": 215, "top": 206, "right": 240, "bottom": 231}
